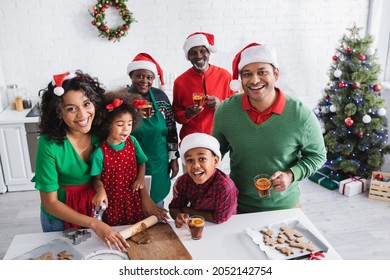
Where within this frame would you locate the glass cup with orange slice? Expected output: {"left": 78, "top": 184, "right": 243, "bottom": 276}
{"left": 192, "top": 93, "right": 205, "bottom": 107}
{"left": 188, "top": 215, "right": 205, "bottom": 240}
{"left": 254, "top": 174, "right": 272, "bottom": 198}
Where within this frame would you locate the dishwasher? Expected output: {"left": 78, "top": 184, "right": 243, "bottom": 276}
{"left": 25, "top": 122, "right": 39, "bottom": 172}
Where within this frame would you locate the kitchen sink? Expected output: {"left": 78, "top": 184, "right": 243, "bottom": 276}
{"left": 26, "top": 103, "right": 40, "bottom": 117}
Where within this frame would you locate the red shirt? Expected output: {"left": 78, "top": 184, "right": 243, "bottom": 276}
{"left": 242, "top": 87, "right": 286, "bottom": 124}
{"left": 169, "top": 168, "right": 238, "bottom": 223}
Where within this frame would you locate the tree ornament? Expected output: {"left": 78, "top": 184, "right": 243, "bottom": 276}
{"left": 336, "top": 156, "right": 343, "bottom": 162}
{"left": 334, "top": 69, "right": 342, "bottom": 78}
{"left": 332, "top": 55, "right": 338, "bottom": 61}
{"left": 359, "top": 54, "right": 366, "bottom": 61}
{"left": 362, "top": 114, "right": 372, "bottom": 123}
{"left": 352, "top": 82, "right": 360, "bottom": 89}
{"left": 345, "top": 117, "right": 354, "bottom": 126}
{"left": 329, "top": 105, "right": 337, "bottom": 112}
{"left": 378, "top": 108, "right": 387, "bottom": 116}
{"left": 346, "top": 47, "right": 351, "bottom": 53}
{"left": 357, "top": 131, "right": 363, "bottom": 138}
{"left": 346, "top": 22, "right": 363, "bottom": 39}
{"left": 339, "top": 82, "right": 345, "bottom": 88}
{"left": 373, "top": 84, "right": 382, "bottom": 92}
{"left": 89, "top": 0, "right": 135, "bottom": 42}
{"left": 375, "top": 173, "right": 383, "bottom": 181}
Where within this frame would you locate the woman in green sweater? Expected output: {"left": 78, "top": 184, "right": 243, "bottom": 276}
{"left": 213, "top": 43, "right": 326, "bottom": 213}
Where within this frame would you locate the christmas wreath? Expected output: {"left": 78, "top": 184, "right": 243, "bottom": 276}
{"left": 90, "top": 0, "right": 135, "bottom": 42}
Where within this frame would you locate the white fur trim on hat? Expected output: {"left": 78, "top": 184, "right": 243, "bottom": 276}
{"left": 180, "top": 133, "right": 221, "bottom": 164}
{"left": 127, "top": 61, "right": 158, "bottom": 77}
{"left": 238, "top": 45, "right": 279, "bottom": 70}
{"left": 229, "top": 80, "right": 242, "bottom": 92}
{"left": 183, "top": 33, "right": 217, "bottom": 60}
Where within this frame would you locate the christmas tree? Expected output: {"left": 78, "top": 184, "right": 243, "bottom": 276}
{"left": 315, "top": 23, "right": 390, "bottom": 178}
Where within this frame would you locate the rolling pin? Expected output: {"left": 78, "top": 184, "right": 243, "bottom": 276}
{"left": 119, "top": 215, "right": 158, "bottom": 239}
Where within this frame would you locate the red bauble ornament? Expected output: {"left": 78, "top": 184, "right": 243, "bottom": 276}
{"left": 374, "top": 84, "right": 382, "bottom": 92}
{"left": 345, "top": 117, "right": 354, "bottom": 126}
{"left": 359, "top": 54, "right": 366, "bottom": 61}
{"left": 357, "top": 131, "right": 363, "bottom": 138}
{"left": 346, "top": 47, "right": 351, "bottom": 53}
{"left": 332, "top": 55, "right": 338, "bottom": 61}
{"left": 339, "top": 82, "right": 345, "bottom": 88}
{"left": 375, "top": 174, "right": 384, "bottom": 181}
{"left": 325, "top": 94, "right": 330, "bottom": 99}
{"left": 352, "top": 82, "right": 360, "bottom": 89}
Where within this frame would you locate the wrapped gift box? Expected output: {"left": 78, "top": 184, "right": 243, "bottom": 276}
{"left": 309, "top": 167, "right": 349, "bottom": 190}
{"left": 339, "top": 177, "right": 368, "bottom": 197}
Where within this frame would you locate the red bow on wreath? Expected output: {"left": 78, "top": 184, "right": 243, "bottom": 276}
{"left": 133, "top": 99, "right": 148, "bottom": 109}
{"left": 106, "top": 99, "right": 123, "bottom": 111}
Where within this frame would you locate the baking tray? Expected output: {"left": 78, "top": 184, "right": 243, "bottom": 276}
{"left": 13, "top": 238, "right": 84, "bottom": 260}
{"left": 245, "top": 217, "right": 329, "bottom": 260}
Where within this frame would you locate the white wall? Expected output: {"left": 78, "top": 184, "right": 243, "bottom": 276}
{"left": 0, "top": 0, "right": 371, "bottom": 108}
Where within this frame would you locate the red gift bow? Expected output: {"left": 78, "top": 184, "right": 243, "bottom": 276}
{"left": 307, "top": 251, "right": 325, "bottom": 260}
{"left": 342, "top": 174, "right": 364, "bottom": 195}
{"left": 133, "top": 99, "right": 148, "bottom": 109}
{"left": 106, "top": 99, "right": 123, "bottom": 111}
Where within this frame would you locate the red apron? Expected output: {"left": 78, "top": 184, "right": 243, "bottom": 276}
{"left": 60, "top": 183, "right": 96, "bottom": 229}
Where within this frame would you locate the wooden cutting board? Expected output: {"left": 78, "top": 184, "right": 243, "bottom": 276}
{"left": 126, "top": 223, "right": 192, "bottom": 260}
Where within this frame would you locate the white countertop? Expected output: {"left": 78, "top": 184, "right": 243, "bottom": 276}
{"left": 3, "top": 208, "right": 342, "bottom": 260}
{"left": 0, "top": 105, "right": 39, "bottom": 124}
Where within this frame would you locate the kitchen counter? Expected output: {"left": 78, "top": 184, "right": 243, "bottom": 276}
{"left": 3, "top": 208, "right": 342, "bottom": 260}
{"left": 0, "top": 105, "right": 39, "bottom": 124}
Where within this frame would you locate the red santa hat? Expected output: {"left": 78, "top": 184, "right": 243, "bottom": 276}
{"left": 183, "top": 32, "right": 217, "bottom": 60}
{"left": 229, "top": 43, "right": 279, "bottom": 91}
{"left": 127, "top": 53, "right": 166, "bottom": 90}
{"left": 51, "top": 71, "right": 77, "bottom": 96}
{"left": 180, "top": 133, "right": 221, "bottom": 164}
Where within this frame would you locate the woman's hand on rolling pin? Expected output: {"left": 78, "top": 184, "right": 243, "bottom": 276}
{"left": 91, "top": 220, "right": 129, "bottom": 252}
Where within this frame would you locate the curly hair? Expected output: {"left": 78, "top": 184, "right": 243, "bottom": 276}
{"left": 38, "top": 70, "right": 105, "bottom": 143}
{"left": 95, "top": 87, "right": 143, "bottom": 141}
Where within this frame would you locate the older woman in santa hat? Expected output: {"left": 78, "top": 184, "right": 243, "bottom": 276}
{"left": 127, "top": 53, "right": 179, "bottom": 207}
{"left": 213, "top": 43, "right": 326, "bottom": 213}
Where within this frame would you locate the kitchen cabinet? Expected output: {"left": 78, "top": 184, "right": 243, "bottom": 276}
{"left": 0, "top": 123, "right": 34, "bottom": 191}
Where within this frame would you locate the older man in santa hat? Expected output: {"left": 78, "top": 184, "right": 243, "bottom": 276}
{"left": 172, "top": 32, "right": 235, "bottom": 143}
{"left": 213, "top": 43, "right": 326, "bottom": 214}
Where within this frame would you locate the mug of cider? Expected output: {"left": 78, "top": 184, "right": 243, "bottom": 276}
{"left": 192, "top": 93, "right": 205, "bottom": 107}
{"left": 141, "top": 102, "right": 153, "bottom": 118}
{"left": 254, "top": 174, "right": 272, "bottom": 198}
{"left": 188, "top": 215, "right": 205, "bottom": 240}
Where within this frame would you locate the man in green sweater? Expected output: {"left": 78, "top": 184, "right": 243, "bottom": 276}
{"left": 213, "top": 43, "right": 326, "bottom": 213}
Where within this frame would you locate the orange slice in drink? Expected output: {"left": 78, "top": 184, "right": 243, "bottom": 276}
{"left": 190, "top": 217, "right": 205, "bottom": 227}
{"left": 255, "top": 178, "right": 271, "bottom": 190}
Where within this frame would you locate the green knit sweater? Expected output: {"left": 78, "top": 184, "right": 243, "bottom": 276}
{"left": 213, "top": 92, "right": 326, "bottom": 213}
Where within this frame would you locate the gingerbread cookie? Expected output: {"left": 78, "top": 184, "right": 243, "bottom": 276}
{"left": 130, "top": 223, "right": 153, "bottom": 244}
{"left": 277, "top": 234, "right": 287, "bottom": 244}
{"left": 263, "top": 235, "right": 277, "bottom": 246}
{"left": 275, "top": 246, "right": 294, "bottom": 256}
{"left": 58, "top": 250, "right": 73, "bottom": 260}
{"left": 288, "top": 239, "right": 316, "bottom": 252}
{"left": 260, "top": 229, "right": 274, "bottom": 238}
{"left": 280, "top": 226, "right": 303, "bottom": 241}
{"left": 30, "top": 251, "right": 56, "bottom": 260}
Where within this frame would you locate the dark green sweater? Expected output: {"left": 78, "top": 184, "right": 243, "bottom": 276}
{"left": 213, "top": 92, "right": 326, "bottom": 213}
